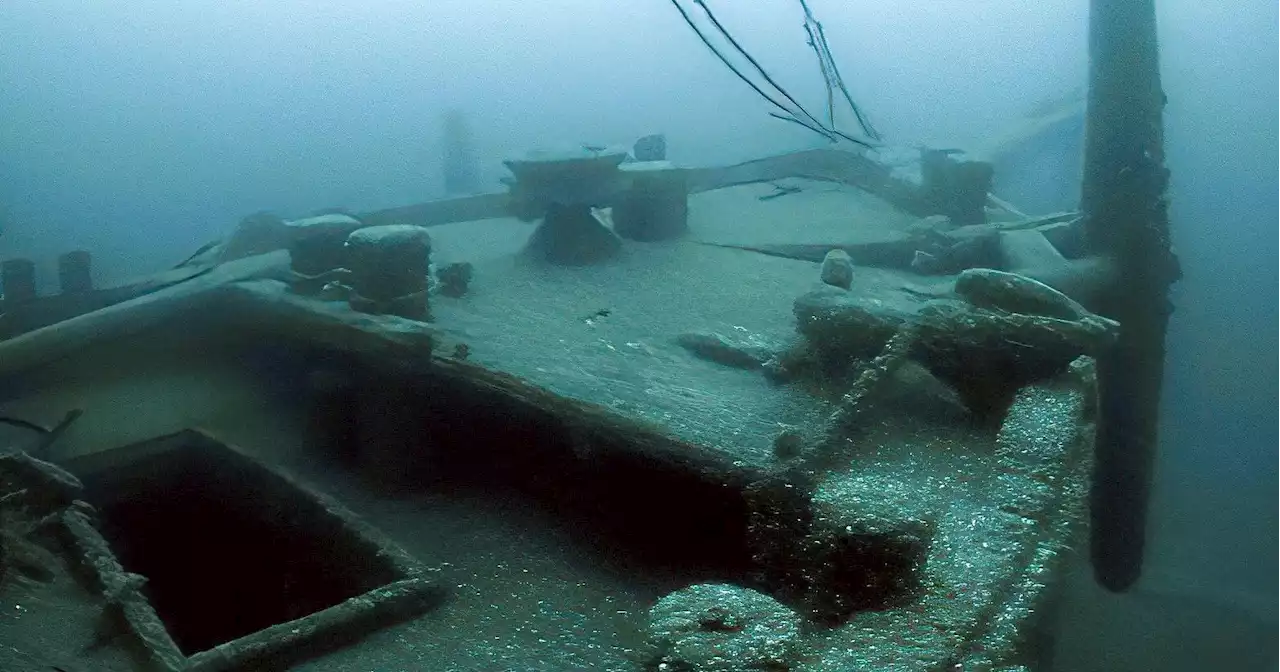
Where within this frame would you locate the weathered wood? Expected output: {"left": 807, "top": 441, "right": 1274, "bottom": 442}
{"left": 1, "top": 259, "right": 37, "bottom": 302}
{"left": 57, "top": 251, "right": 94, "bottom": 294}
{"left": 65, "top": 428, "right": 446, "bottom": 671}
{"left": 985, "top": 193, "right": 1028, "bottom": 219}
{"left": 685, "top": 149, "right": 922, "bottom": 212}
{"left": 216, "top": 280, "right": 763, "bottom": 488}
{"left": 1080, "top": 0, "right": 1180, "bottom": 592}
{"left": 185, "top": 578, "right": 442, "bottom": 672}
{"left": 217, "top": 280, "right": 438, "bottom": 362}
{"left": 1008, "top": 255, "right": 1114, "bottom": 310}
{"left": 1000, "top": 230, "right": 1068, "bottom": 271}
{"left": 58, "top": 507, "right": 187, "bottom": 671}
{"left": 693, "top": 239, "right": 914, "bottom": 270}
{"left": 995, "top": 211, "right": 1081, "bottom": 232}
{"left": 359, "top": 192, "right": 513, "bottom": 229}
{"left": 346, "top": 148, "right": 1035, "bottom": 234}
{"left": 0, "top": 253, "right": 290, "bottom": 379}
{"left": 0, "top": 264, "right": 216, "bottom": 341}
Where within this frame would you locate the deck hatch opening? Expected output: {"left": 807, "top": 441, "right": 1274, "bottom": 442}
{"left": 73, "top": 431, "right": 410, "bottom": 657}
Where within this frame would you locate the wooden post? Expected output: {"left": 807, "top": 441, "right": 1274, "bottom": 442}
{"left": 442, "top": 109, "right": 479, "bottom": 195}
{"left": 613, "top": 162, "right": 689, "bottom": 242}
{"left": 1080, "top": 0, "right": 1181, "bottom": 592}
{"left": 58, "top": 250, "right": 94, "bottom": 293}
{"left": 1, "top": 259, "right": 37, "bottom": 302}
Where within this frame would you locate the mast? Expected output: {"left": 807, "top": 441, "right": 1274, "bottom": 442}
{"left": 1080, "top": 0, "right": 1181, "bottom": 591}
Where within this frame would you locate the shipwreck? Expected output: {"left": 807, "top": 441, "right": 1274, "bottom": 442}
{"left": 0, "top": 136, "right": 1110, "bottom": 672}
{"left": 0, "top": 1, "right": 1177, "bottom": 670}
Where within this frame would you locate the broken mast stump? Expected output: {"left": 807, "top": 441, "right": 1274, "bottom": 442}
{"left": 1080, "top": 0, "right": 1181, "bottom": 592}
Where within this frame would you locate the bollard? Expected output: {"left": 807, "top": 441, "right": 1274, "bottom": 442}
{"left": 57, "top": 250, "right": 94, "bottom": 294}
{"left": 613, "top": 162, "right": 689, "bottom": 242}
{"left": 1, "top": 258, "right": 37, "bottom": 302}
{"left": 345, "top": 225, "right": 432, "bottom": 321}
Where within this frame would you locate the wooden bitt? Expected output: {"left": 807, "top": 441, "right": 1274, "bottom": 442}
{"left": 57, "top": 250, "right": 94, "bottom": 294}
{"left": 1, "top": 258, "right": 38, "bottom": 302}
{"left": 503, "top": 149, "right": 629, "bottom": 222}
{"left": 344, "top": 225, "right": 432, "bottom": 321}
{"left": 613, "top": 161, "right": 689, "bottom": 242}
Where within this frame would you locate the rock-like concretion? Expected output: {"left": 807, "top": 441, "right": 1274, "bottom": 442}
{"left": 435, "top": 262, "right": 473, "bottom": 298}
{"left": 504, "top": 147, "right": 630, "bottom": 218}
{"left": 819, "top": 249, "right": 854, "bottom": 290}
{"left": 633, "top": 134, "right": 667, "bottom": 161}
{"left": 675, "top": 330, "right": 777, "bottom": 370}
{"left": 954, "top": 267, "right": 1095, "bottom": 322}
{"left": 910, "top": 299, "right": 1117, "bottom": 417}
{"left": 645, "top": 583, "right": 801, "bottom": 671}
{"left": 218, "top": 211, "right": 290, "bottom": 262}
{"left": 791, "top": 277, "right": 1119, "bottom": 419}
{"left": 806, "top": 470, "right": 936, "bottom": 622}
{"left": 793, "top": 285, "right": 911, "bottom": 363}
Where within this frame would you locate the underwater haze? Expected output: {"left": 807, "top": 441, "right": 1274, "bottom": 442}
{"left": 0, "top": 1, "right": 1275, "bottom": 670}
{"left": 0, "top": 0, "right": 1093, "bottom": 283}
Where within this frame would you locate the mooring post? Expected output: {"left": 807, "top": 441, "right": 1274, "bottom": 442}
{"left": 57, "top": 250, "right": 94, "bottom": 294}
{"left": 613, "top": 161, "right": 689, "bottom": 242}
{"left": 1080, "top": 0, "right": 1181, "bottom": 592}
{"left": 344, "top": 225, "right": 433, "bottom": 321}
{"left": 1, "top": 258, "right": 38, "bottom": 303}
